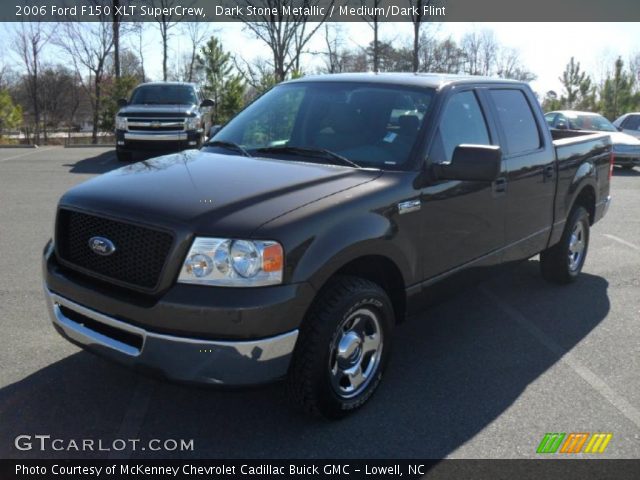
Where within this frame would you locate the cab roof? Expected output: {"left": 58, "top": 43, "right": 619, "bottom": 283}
{"left": 285, "top": 72, "right": 525, "bottom": 89}
{"left": 136, "top": 81, "right": 197, "bottom": 88}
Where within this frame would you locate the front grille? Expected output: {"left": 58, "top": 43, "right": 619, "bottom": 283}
{"left": 129, "top": 126, "right": 182, "bottom": 132}
{"left": 126, "top": 117, "right": 185, "bottom": 132}
{"left": 56, "top": 209, "right": 174, "bottom": 291}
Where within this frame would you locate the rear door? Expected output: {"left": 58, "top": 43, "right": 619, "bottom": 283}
{"left": 485, "top": 87, "right": 556, "bottom": 261}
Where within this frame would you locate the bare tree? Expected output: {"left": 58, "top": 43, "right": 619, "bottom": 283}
{"left": 56, "top": 22, "right": 114, "bottom": 143}
{"left": 129, "top": 23, "right": 148, "bottom": 81}
{"left": 13, "top": 22, "right": 52, "bottom": 143}
{"left": 408, "top": 0, "right": 431, "bottom": 72}
{"left": 322, "top": 23, "right": 344, "bottom": 74}
{"left": 237, "top": 0, "right": 332, "bottom": 82}
{"left": 152, "top": 0, "right": 186, "bottom": 81}
{"left": 112, "top": 0, "right": 121, "bottom": 78}
{"left": 496, "top": 47, "right": 536, "bottom": 82}
{"left": 234, "top": 55, "right": 276, "bottom": 95}
{"left": 460, "top": 29, "right": 502, "bottom": 76}
{"left": 182, "top": 22, "right": 210, "bottom": 82}
{"left": 359, "top": 0, "right": 382, "bottom": 71}
{"left": 419, "top": 34, "right": 463, "bottom": 73}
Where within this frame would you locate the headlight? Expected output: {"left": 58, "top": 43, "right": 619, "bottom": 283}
{"left": 115, "top": 116, "right": 127, "bottom": 130}
{"left": 178, "top": 237, "right": 283, "bottom": 287}
{"left": 185, "top": 116, "right": 201, "bottom": 131}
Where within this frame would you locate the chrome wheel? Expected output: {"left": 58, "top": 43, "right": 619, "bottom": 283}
{"left": 329, "top": 308, "right": 383, "bottom": 399}
{"left": 567, "top": 221, "right": 586, "bottom": 272}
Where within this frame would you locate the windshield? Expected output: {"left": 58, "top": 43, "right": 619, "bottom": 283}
{"left": 130, "top": 85, "right": 197, "bottom": 105}
{"left": 568, "top": 114, "right": 617, "bottom": 132}
{"left": 211, "top": 82, "right": 435, "bottom": 169}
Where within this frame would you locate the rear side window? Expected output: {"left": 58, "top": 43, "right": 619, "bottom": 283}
{"left": 544, "top": 113, "right": 557, "bottom": 126}
{"left": 622, "top": 115, "right": 640, "bottom": 131}
{"left": 490, "top": 89, "right": 541, "bottom": 156}
{"left": 431, "top": 90, "right": 491, "bottom": 164}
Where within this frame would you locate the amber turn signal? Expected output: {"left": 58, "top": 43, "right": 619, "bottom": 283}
{"left": 262, "top": 243, "right": 283, "bottom": 272}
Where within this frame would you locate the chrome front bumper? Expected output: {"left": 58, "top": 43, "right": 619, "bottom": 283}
{"left": 45, "top": 290, "right": 298, "bottom": 385}
{"left": 124, "top": 131, "right": 187, "bottom": 141}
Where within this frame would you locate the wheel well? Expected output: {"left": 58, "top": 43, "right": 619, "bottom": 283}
{"left": 574, "top": 185, "right": 596, "bottom": 225}
{"left": 332, "top": 255, "right": 406, "bottom": 323}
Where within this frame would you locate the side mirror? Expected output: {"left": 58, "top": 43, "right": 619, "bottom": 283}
{"left": 616, "top": 126, "right": 623, "bottom": 132}
{"left": 200, "top": 98, "right": 214, "bottom": 108}
{"left": 433, "top": 145, "right": 501, "bottom": 182}
{"left": 117, "top": 98, "right": 128, "bottom": 108}
{"left": 208, "top": 125, "right": 222, "bottom": 138}
{"left": 555, "top": 122, "right": 568, "bottom": 130}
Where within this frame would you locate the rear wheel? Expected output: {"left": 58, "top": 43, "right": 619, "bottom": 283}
{"left": 286, "top": 275, "right": 394, "bottom": 419}
{"left": 540, "top": 206, "right": 590, "bottom": 284}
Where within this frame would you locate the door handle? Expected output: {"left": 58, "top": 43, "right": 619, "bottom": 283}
{"left": 493, "top": 177, "right": 507, "bottom": 194}
{"left": 543, "top": 164, "right": 555, "bottom": 180}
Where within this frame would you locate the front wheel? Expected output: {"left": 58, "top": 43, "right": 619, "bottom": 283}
{"left": 540, "top": 206, "right": 590, "bottom": 284}
{"left": 286, "top": 276, "right": 394, "bottom": 419}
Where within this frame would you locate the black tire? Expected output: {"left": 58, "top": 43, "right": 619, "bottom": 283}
{"left": 286, "top": 275, "right": 394, "bottom": 419}
{"left": 540, "top": 206, "right": 590, "bottom": 284}
{"left": 116, "top": 149, "right": 132, "bottom": 162}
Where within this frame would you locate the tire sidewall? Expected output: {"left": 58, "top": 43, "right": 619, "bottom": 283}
{"left": 316, "top": 286, "right": 394, "bottom": 417}
{"left": 564, "top": 207, "right": 590, "bottom": 279}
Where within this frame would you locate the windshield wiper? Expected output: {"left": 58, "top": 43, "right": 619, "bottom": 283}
{"left": 256, "top": 146, "right": 360, "bottom": 168}
{"left": 205, "top": 140, "right": 252, "bottom": 157}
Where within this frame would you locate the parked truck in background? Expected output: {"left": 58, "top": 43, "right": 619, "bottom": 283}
{"left": 115, "top": 82, "right": 214, "bottom": 161}
{"left": 45, "top": 73, "right": 612, "bottom": 418}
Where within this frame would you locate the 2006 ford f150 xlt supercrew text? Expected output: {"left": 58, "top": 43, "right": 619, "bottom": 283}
{"left": 44, "top": 74, "right": 612, "bottom": 418}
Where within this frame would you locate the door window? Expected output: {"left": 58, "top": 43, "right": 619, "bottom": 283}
{"left": 431, "top": 90, "right": 491, "bottom": 164}
{"left": 622, "top": 115, "right": 640, "bottom": 131}
{"left": 490, "top": 89, "right": 541, "bottom": 155}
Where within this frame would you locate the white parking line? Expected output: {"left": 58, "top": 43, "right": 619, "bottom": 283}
{"left": 0, "top": 147, "right": 55, "bottom": 163}
{"left": 602, "top": 234, "right": 640, "bottom": 254}
{"left": 479, "top": 285, "right": 640, "bottom": 429}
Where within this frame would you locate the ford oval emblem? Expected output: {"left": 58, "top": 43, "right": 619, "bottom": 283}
{"left": 88, "top": 236, "right": 116, "bottom": 256}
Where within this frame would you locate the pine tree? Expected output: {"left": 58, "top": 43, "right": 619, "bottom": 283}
{"left": 197, "top": 36, "right": 245, "bottom": 125}
{"left": 599, "top": 57, "right": 635, "bottom": 120}
{"left": 0, "top": 89, "right": 22, "bottom": 138}
{"left": 559, "top": 57, "right": 594, "bottom": 110}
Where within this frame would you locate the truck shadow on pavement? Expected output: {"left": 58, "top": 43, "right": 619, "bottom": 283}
{"left": 63, "top": 150, "right": 120, "bottom": 175}
{"left": 0, "top": 260, "right": 610, "bottom": 459}
{"left": 63, "top": 150, "right": 171, "bottom": 175}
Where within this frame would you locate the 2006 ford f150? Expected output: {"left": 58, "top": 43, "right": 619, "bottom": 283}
{"left": 44, "top": 74, "right": 612, "bottom": 418}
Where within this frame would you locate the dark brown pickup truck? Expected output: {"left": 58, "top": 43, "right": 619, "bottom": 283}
{"left": 44, "top": 73, "right": 612, "bottom": 418}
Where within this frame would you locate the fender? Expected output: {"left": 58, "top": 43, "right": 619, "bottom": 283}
{"left": 549, "top": 137, "right": 608, "bottom": 247}
{"left": 567, "top": 161, "right": 597, "bottom": 212}
{"left": 290, "top": 211, "right": 417, "bottom": 292}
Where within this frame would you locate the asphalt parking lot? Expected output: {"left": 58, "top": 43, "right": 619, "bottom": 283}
{"left": 0, "top": 146, "right": 639, "bottom": 459}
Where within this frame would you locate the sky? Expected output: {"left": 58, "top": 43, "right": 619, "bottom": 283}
{"left": 151, "top": 22, "right": 640, "bottom": 96}
{"left": 2, "top": 22, "right": 640, "bottom": 97}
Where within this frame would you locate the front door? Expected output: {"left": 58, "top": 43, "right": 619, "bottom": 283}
{"left": 421, "top": 89, "right": 506, "bottom": 280}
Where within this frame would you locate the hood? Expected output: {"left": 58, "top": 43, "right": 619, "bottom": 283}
{"left": 117, "top": 104, "right": 198, "bottom": 117}
{"left": 59, "top": 150, "right": 381, "bottom": 237}
{"left": 608, "top": 131, "right": 640, "bottom": 146}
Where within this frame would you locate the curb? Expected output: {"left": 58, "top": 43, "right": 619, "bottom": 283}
{"left": 0, "top": 144, "right": 38, "bottom": 149}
